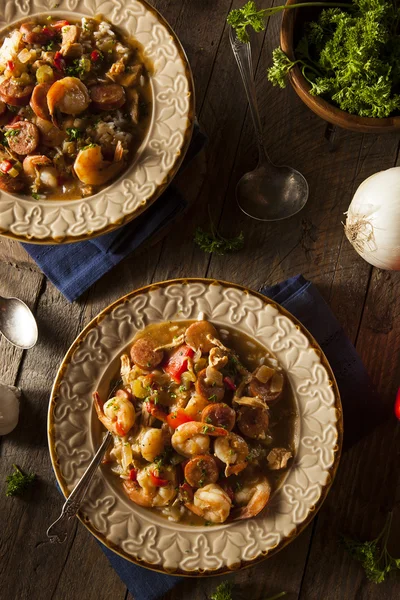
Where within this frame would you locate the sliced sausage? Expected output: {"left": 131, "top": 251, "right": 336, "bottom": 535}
{"left": 185, "top": 321, "right": 218, "bottom": 353}
{"left": 249, "top": 371, "right": 285, "bottom": 404}
{"left": 201, "top": 403, "right": 235, "bottom": 431}
{"left": 130, "top": 338, "right": 164, "bottom": 369}
{"left": 90, "top": 84, "right": 126, "bottom": 111}
{"left": 4, "top": 121, "right": 39, "bottom": 155}
{"left": 195, "top": 368, "right": 225, "bottom": 403}
{"left": 20, "top": 22, "right": 48, "bottom": 45}
{"left": 0, "top": 173, "right": 24, "bottom": 193}
{"left": 237, "top": 405, "right": 269, "bottom": 440}
{"left": 30, "top": 83, "right": 51, "bottom": 120}
{"left": 116, "top": 388, "right": 133, "bottom": 401}
{"left": 0, "top": 80, "right": 34, "bottom": 107}
{"left": 0, "top": 101, "right": 6, "bottom": 116}
{"left": 184, "top": 455, "right": 219, "bottom": 488}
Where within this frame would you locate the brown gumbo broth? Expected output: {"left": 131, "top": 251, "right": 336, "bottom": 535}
{"left": 97, "top": 320, "right": 297, "bottom": 526}
{"left": 0, "top": 16, "right": 152, "bottom": 200}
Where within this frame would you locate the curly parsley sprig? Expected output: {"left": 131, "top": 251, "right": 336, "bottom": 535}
{"left": 341, "top": 512, "right": 400, "bottom": 583}
{"left": 6, "top": 464, "right": 36, "bottom": 497}
{"left": 194, "top": 208, "right": 244, "bottom": 256}
{"left": 210, "top": 581, "right": 286, "bottom": 600}
{"left": 227, "top": 0, "right": 350, "bottom": 43}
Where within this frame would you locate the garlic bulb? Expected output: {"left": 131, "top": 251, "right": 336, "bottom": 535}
{"left": 344, "top": 167, "right": 400, "bottom": 270}
{"left": 0, "top": 382, "right": 20, "bottom": 435}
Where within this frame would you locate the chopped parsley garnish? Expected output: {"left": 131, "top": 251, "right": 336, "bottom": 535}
{"left": 45, "top": 40, "right": 55, "bottom": 51}
{"left": 208, "top": 394, "right": 217, "bottom": 402}
{"left": 66, "top": 127, "right": 83, "bottom": 141}
{"left": 31, "top": 192, "right": 40, "bottom": 200}
{"left": 4, "top": 128, "right": 20, "bottom": 138}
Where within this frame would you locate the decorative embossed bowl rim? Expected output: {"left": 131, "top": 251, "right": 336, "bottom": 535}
{"left": 48, "top": 279, "right": 343, "bottom": 576}
{"left": 0, "top": 0, "right": 194, "bottom": 244}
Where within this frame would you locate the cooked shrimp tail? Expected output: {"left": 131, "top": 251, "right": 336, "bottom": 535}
{"left": 232, "top": 477, "right": 271, "bottom": 521}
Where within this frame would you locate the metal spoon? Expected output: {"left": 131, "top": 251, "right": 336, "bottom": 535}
{"left": 0, "top": 295, "right": 38, "bottom": 349}
{"left": 47, "top": 432, "right": 112, "bottom": 543}
{"left": 229, "top": 27, "right": 309, "bottom": 221}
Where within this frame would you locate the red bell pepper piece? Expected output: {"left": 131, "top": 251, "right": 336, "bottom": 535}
{"left": 54, "top": 51, "right": 65, "bottom": 72}
{"left": 91, "top": 50, "right": 101, "bottom": 62}
{"left": 150, "top": 471, "right": 169, "bottom": 487}
{"left": 51, "top": 20, "right": 70, "bottom": 29}
{"left": 7, "top": 60, "right": 14, "bottom": 71}
{"left": 129, "top": 468, "right": 137, "bottom": 481}
{"left": 179, "top": 482, "right": 193, "bottom": 503}
{"left": 42, "top": 26, "right": 56, "bottom": 38}
{"left": 164, "top": 345, "right": 194, "bottom": 383}
{"left": 395, "top": 387, "right": 400, "bottom": 421}
{"left": 223, "top": 376, "right": 236, "bottom": 391}
{"left": 115, "top": 421, "right": 127, "bottom": 437}
{"left": 166, "top": 408, "right": 193, "bottom": 429}
{"left": 0, "top": 160, "right": 13, "bottom": 174}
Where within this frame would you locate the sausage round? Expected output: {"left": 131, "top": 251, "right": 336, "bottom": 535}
{"left": 30, "top": 83, "right": 51, "bottom": 120}
{"left": 185, "top": 321, "right": 218, "bottom": 353}
{"left": 0, "top": 80, "right": 34, "bottom": 107}
{"left": 249, "top": 373, "right": 285, "bottom": 404}
{"left": 20, "top": 22, "right": 48, "bottom": 45}
{"left": 195, "top": 368, "right": 225, "bottom": 403}
{"left": 0, "top": 101, "right": 6, "bottom": 116}
{"left": 90, "top": 84, "right": 126, "bottom": 110}
{"left": 184, "top": 455, "right": 219, "bottom": 488}
{"left": 4, "top": 121, "right": 39, "bottom": 155}
{"left": 201, "top": 403, "right": 236, "bottom": 431}
{"left": 130, "top": 338, "right": 164, "bottom": 369}
{"left": 237, "top": 405, "right": 269, "bottom": 439}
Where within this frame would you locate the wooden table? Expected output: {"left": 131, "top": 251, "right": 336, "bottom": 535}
{"left": 1, "top": 1, "right": 400, "bottom": 599}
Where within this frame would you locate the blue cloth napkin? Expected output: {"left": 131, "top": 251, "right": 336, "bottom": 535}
{"left": 98, "top": 274, "right": 386, "bottom": 600}
{"left": 22, "top": 124, "right": 206, "bottom": 302}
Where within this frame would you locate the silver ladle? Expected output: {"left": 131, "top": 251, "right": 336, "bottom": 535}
{"left": 229, "top": 27, "right": 309, "bottom": 221}
{"left": 0, "top": 295, "right": 38, "bottom": 349}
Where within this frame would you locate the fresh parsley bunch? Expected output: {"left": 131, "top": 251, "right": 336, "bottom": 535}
{"left": 229, "top": 0, "right": 400, "bottom": 118}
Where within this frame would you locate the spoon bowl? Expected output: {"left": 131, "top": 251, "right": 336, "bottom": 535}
{"left": 0, "top": 295, "right": 38, "bottom": 349}
{"left": 236, "top": 162, "right": 309, "bottom": 221}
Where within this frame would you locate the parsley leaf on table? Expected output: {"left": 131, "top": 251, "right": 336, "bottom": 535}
{"left": 194, "top": 228, "right": 244, "bottom": 256}
{"left": 209, "top": 582, "right": 286, "bottom": 600}
{"left": 341, "top": 512, "right": 400, "bottom": 583}
{"left": 6, "top": 464, "right": 36, "bottom": 497}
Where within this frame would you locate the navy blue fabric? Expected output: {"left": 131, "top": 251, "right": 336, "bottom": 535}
{"left": 96, "top": 275, "right": 385, "bottom": 600}
{"left": 22, "top": 124, "right": 206, "bottom": 302}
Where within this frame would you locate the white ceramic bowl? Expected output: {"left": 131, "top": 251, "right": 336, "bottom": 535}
{"left": 0, "top": 0, "right": 194, "bottom": 244}
{"left": 48, "top": 279, "right": 343, "bottom": 575}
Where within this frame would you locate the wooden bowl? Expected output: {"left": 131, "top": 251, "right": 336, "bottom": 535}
{"left": 280, "top": 0, "right": 400, "bottom": 133}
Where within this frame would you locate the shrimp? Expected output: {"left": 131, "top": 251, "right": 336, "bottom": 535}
{"left": 123, "top": 464, "right": 177, "bottom": 507}
{"left": 23, "top": 155, "right": 58, "bottom": 190}
{"left": 120, "top": 353, "right": 131, "bottom": 386}
{"left": 184, "top": 394, "right": 209, "bottom": 420}
{"left": 140, "top": 427, "right": 165, "bottom": 462}
{"left": 73, "top": 142, "right": 125, "bottom": 185}
{"left": 231, "top": 475, "right": 271, "bottom": 521}
{"left": 185, "top": 483, "right": 232, "bottom": 523}
{"left": 47, "top": 76, "right": 90, "bottom": 122}
{"left": 171, "top": 421, "right": 228, "bottom": 458}
{"left": 214, "top": 432, "right": 249, "bottom": 477}
{"left": 93, "top": 390, "right": 135, "bottom": 437}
